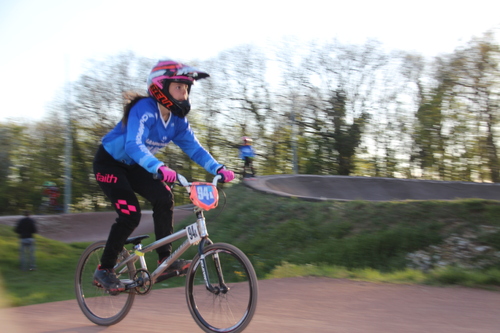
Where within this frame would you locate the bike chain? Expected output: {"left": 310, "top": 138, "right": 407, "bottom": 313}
{"left": 133, "top": 269, "right": 152, "bottom": 295}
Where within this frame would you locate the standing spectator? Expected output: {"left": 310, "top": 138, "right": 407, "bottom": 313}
{"left": 14, "top": 211, "right": 38, "bottom": 271}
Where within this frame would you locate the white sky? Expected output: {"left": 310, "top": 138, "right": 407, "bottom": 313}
{"left": 1, "top": 0, "right": 499, "bottom": 122}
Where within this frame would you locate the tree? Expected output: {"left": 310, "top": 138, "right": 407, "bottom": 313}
{"left": 292, "top": 40, "right": 387, "bottom": 175}
{"left": 3, "top": 32, "right": 500, "bottom": 215}
{"left": 201, "top": 45, "right": 274, "bottom": 176}
{"left": 328, "top": 89, "right": 369, "bottom": 175}
{"left": 414, "top": 32, "right": 500, "bottom": 182}
{"left": 450, "top": 33, "right": 500, "bottom": 182}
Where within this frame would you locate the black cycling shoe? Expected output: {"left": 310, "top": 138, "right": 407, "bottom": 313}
{"left": 156, "top": 259, "right": 191, "bottom": 282}
{"left": 93, "top": 265, "right": 126, "bottom": 292}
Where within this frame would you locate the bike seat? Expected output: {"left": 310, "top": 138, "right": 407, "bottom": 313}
{"left": 125, "top": 235, "right": 150, "bottom": 245}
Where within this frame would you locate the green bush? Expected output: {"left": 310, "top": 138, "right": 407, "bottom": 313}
{"left": 428, "top": 267, "right": 500, "bottom": 287}
{"left": 478, "top": 231, "right": 500, "bottom": 250}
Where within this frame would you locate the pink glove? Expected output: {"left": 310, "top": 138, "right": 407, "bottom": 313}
{"left": 217, "top": 167, "right": 235, "bottom": 183}
{"left": 158, "top": 166, "right": 177, "bottom": 183}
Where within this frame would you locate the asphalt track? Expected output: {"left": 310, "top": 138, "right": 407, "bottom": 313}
{"left": 243, "top": 174, "right": 500, "bottom": 201}
{"left": 1, "top": 175, "right": 500, "bottom": 333}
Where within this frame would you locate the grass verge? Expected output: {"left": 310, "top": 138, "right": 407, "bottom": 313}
{"left": 266, "top": 262, "right": 500, "bottom": 289}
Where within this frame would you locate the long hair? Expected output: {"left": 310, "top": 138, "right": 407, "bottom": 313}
{"left": 122, "top": 91, "right": 147, "bottom": 126}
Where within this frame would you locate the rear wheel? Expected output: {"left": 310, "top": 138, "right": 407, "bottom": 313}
{"left": 74, "top": 240, "right": 136, "bottom": 326}
{"left": 186, "top": 243, "right": 258, "bottom": 333}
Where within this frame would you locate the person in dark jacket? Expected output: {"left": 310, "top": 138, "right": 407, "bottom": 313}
{"left": 14, "top": 210, "right": 38, "bottom": 271}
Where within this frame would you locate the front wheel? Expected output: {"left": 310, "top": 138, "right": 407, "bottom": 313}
{"left": 186, "top": 243, "right": 258, "bottom": 333}
{"left": 74, "top": 240, "right": 136, "bottom": 326}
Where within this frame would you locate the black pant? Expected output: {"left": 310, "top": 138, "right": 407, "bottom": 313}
{"left": 243, "top": 156, "right": 255, "bottom": 176}
{"left": 93, "top": 145, "right": 174, "bottom": 268}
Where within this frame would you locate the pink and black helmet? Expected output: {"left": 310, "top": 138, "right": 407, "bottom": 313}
{"left": 147, "top": 60, "right": 209, "bottom": 117}
{"left": 242, "top": 136, "right": 253, "bottom": 144}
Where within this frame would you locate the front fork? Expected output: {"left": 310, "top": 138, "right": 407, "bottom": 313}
{"left": 198, "top": 238, "right": 229, "bottom": 294}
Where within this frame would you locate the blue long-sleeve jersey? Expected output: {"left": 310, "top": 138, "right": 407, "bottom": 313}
{"left": 101, "top": 97, "right": 223, "bottom": 175}
{"left": 239, "top": 145, "right": 255, "bottom": 159}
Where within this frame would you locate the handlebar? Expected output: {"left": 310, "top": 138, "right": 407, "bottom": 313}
{"left": 154, "top": 172, "right": 225, "bottom": 212}
{"left": 153, "top": 172, "right": 222, "bottom": 187}
{"left": 177, "top": 174, "right": 222, "bottom": 187}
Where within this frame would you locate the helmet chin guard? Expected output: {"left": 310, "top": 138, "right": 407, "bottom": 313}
{"left": 147, "top": 60, "right": 209, "bottom": 118}
{"left": 148, "top": 83, "right": 191, "bottom": 117}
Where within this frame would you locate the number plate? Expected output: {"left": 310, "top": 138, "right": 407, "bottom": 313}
{"left": 189, "top": 182, "right": 219, "bottom": 210}
{"left": 186, "top": 222, "right": 201, "bottom": 245}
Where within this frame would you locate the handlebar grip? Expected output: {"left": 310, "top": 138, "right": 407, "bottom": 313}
{"left": 214, "top": 174, "right": 223, "bottom": 185}
{"left": 153, "top": 172, "right": 163, "bottom": 181}
{"left": 177, "top": 174, "right": 189, "bottom": 187}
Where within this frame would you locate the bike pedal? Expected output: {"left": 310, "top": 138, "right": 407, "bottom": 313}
{"left": 93, "top": 279, "right": 125, "bottom": 295}
{"left": 107, "top": 289, "right": 122, "bottom": 296}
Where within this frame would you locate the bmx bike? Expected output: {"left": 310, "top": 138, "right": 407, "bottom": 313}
{"left": 74, "top": 174, "right": 258, "bottom": 333}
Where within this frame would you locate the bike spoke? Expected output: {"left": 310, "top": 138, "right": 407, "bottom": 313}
{"left": 75, "top": 241, "right": 135, "bottom": 326}
{"left": 186, "top": 243, "right": 258, "bottom": 333}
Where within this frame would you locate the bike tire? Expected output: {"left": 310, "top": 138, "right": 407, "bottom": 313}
{"left": 186, "top": 243, "right": 258, "bottom": 333}
{"left": 74, "top": 240, "right": 136, "bottom": 326}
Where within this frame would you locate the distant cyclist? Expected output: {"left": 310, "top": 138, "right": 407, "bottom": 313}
{"left": 93, "top": 60, "right": 235, "bottom": 292}
{"left": 239, "top": 136, "right": 256, "bottom": 178}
